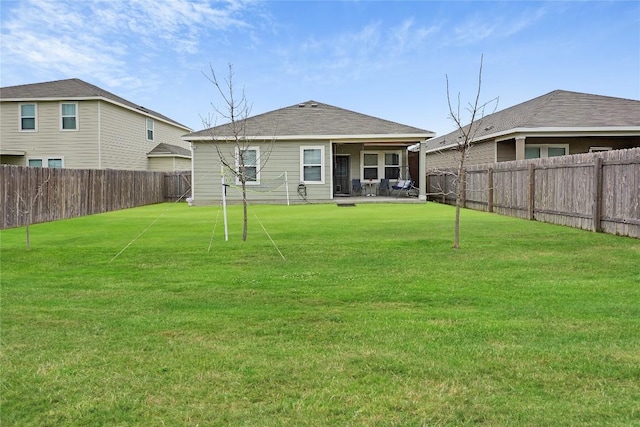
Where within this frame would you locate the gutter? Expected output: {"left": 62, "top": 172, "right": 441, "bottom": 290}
{"left": 184, "top": 133, "right": 435, "bottom": 143}
{"left": 424, "top": 126, "right": 640, "bottom": 154}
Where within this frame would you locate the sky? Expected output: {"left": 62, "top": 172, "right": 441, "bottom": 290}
{"left": 1, "top": 0, "right": 639, "bottom": 136}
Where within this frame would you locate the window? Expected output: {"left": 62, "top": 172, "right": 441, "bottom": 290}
{"left": 236, "top": 147, "right": 259, "bottom": 184}
{"left": 547, "top": 147, "right": 566, "bottom": 157}
{"left": 384, "top": 153, "right": 400, "bottom": 179}
{"left": 301, "top": 146, "right": 324, "bottom": 183}
{"left": 146, "top": 118, "right": 154, "bottom": 140}
{"left": 20, "top": 103, "right": 37, "bottom": 131}
{"left": 361, "top": 150, "right": 402, "bottom": 180}
{"left": 363, "top": 153, "right": 378, "bottom": 180}
{"left": 524, "top": 144, "right": 568, "bottom": 159}
{"left": 28, "top": 157, "right": 63, "bottom": 168}
{"left": 524, "top": 147, "right": 540, "bottom": 159}
{"left": 48, "top": 158, "right": 63, "bottom": 168}
{"left": 61, "top": 103, "right": 77, "bottom": 130}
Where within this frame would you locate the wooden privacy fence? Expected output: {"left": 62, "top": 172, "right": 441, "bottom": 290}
{"left": 1, "top": 166, "right": 191, "bottom": 229}
{"left": 426, "top": 147, "right": 640, "bottom": 238}
{"left": 164, "top": 172, "right": 192, "bottom": 202}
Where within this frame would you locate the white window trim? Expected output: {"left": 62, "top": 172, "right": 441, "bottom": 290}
{"left": 27, "top": 156, "right": 64, "bottom": 168}
{"left": 60, "top": 102, "right": 78, "bottom": 131}
{"left": 19, "top": 103, "right": 37, "bottom": 132}
{"left": 300, "top": 145, "right": 325, "bottom": 184}
{"left": 146, "top": 118, "right": 154, "bottom": 141}
{"left": 360, "top": 150, "right": 402, "bottom": 181}
{"left": 235, "top": 146, "right": 260, "bottom": 185}
{"left": 524, "top": 144, "right": 570, "bottom": 158}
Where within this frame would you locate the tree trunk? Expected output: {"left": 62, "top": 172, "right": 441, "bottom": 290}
{"left": 453, "top": 153, "right": 466, "bottom": 249}
{"left": 241, "top": 180, "right": 248, "bottom": 241}
{"left": 453, "top": 201, "right": 461, "bottom": 250}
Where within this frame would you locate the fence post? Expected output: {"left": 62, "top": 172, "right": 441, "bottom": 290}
{"left": 528, "top": 163, "right": 535, "bottom": 220}
{"left": 487, "top": 167, "right": 494, "bottom": 213}
{"left": 592, "top": 157, "right": 603, "bottom": 232}
{"left": 440, "top": 172, "right": 446, "bottom": 204}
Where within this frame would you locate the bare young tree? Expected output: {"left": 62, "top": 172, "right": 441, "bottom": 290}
{"left": 446, "top": 55, "right": 497, "bottom": 249}
{"left": 202, "top": 63, "right": 276, "bottom": 241}
{"left": 15, "top": 169, "right": 52, "bottom": 250}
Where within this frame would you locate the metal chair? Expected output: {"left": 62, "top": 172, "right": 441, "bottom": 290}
{"left": 351, "top": 179, "right": 363, "bottom": 196}
{"left": 378, "top": 178, "right": 390, "bottom": 196}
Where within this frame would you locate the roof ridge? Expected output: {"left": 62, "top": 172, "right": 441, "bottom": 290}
{"left": 518, "top": 90, "right": 563, "bottom": 127}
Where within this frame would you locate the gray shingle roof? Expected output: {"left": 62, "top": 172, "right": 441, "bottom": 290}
{"left": 426, "top": 90, "right": 640, "bottom": 151}
{"left": 0, "top": 78, "right": 190, "bottom": 130}
{"left": 147, "top": 143, "right": 191, "bottom": 157}
{"left": 185, "top": 100, "right": 433, "bottom": 139}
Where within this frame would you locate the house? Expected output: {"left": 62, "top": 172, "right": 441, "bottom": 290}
{"left": 183, "top": 101, "right": 434, "bottom": 205}
{"left": 419, "top": 90, "right": 640, "bottom": 170}
{"left": 0, "top": 78, "right": 192, "bottom": 171}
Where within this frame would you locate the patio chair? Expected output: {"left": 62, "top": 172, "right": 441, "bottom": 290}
{"left": 378, "top": 178, "right": 391, "bottom": 196}
{"left": 351, "top": 179, "right": 363, "bottom": 196}
{"left": 391, "top": 179, "right": 417, "bottom": 198}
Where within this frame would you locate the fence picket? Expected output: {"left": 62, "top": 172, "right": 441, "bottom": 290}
{"left": 1, "top": 166, "right": 191, "bottom": 229}
{"left": 426, "top": 147, "right": 640, "bottom": 238}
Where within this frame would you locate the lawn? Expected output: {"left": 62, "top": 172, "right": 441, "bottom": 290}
{"left": 1, "top": 202, "right": 639, "bottom": 426}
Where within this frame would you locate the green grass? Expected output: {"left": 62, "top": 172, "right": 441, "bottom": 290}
{"left": 1, "top": 202, "right": 639, "bottom": 426}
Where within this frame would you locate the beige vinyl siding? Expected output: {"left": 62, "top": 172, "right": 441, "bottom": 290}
{"left": 100, "top": 102, "right": 155, "bottom": 170}
{"left": 191, "top": 140, "right": 332, "bottom": 205}
{"left": 2, "top": 99, "right": 190, "bottom": 171}
{"left": 469, "top": 141, "right": 497, "bottom": 165}
{"left": 0, "top": 100, "right": 100, "bottom": 168}
{"left": 425, "top": 140, "right": 497, "bottom": 170}
{"left": 153, "top": 120, "right": 191, "bottom": 151}
{"left": 100, "top": 102, "right": 190, "bottom": 170}
{"left": 148, "top": 156, "right": 191, "bottom": 172}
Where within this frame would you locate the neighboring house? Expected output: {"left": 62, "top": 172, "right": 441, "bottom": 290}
{"left": 0, "top": 78, "right": 192, "bottom": 171}
{"left": 183, "top": 100, "right": 434, "bottom": 205}
{"left": 420, "top": 90, "right": 640, "bottom": 170}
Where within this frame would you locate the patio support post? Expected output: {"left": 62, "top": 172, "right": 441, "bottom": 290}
{"left": 419, "top": 140, "right": 427, "bottom": 201}
{"left": 515, "top": 136, "right": 526, "bottom": 160}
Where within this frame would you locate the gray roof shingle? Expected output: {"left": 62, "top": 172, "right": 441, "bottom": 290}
{"left": 147, "top": 143, "right": 191, "bottom": 157}
{"left": 0, "top": 78, "right": 190, "bottom": 130}
{"left": 185, "top": 100, "right": 433, "bottom": 139}
{"left": 426, "top": 90, "right": 640, "bottom": 151}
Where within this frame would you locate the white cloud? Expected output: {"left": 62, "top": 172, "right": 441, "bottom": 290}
{"left": 449, "top": 6, "right": 548, "bottom": 46}
{"left": 0, "top": 0, "right": 255, "bottom": 86}
{"left": 276, "top": 18, "right": 438, "bottom": 85}
{"left": 390, "top": 18, "right": 440, "bottom": 54}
